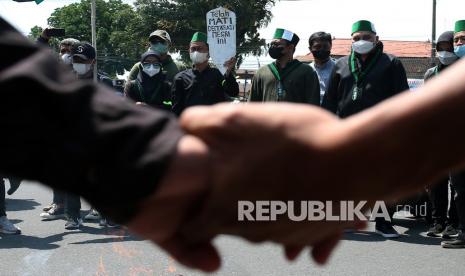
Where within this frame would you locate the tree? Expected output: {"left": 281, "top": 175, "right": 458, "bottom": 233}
{"left": 134, "top": 0, "right": 276, "bottom": 66}
{"left": 29, "top": 0, "right": 276, "bottom": 75}
{"left": 40, "top": 0, "right": 144, "bottom": 76}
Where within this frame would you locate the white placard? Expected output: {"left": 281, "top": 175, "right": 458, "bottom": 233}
{"left": 206, "top": 7, "right": 236, "bottom": 75}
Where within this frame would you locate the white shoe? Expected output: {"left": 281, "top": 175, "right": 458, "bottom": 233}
{"left": 0, "top": 216, "right": 21, "bottom": 234}
{"left": 84, "top": 208, "right": 101, "bottom": 220}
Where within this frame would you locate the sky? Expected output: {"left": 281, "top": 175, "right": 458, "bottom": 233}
{"left": 1, "top": 0, "right": 464, "bottom": 68}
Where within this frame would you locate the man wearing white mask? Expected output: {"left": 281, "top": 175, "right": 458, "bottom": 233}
{"left": 322, "top": 20, "right": 409, "bottom": 238}
{"left": 71, "top": 42, "right": 97, "bottom": 79}
{"left": 441, "top": 20, "right": 465, "bottom": 249}
{"left": 424, "top": 31, "right": 458, "bottom": 81}
{"left": 322, "top": 20, "right": 409, "bottom": 117}
{"left": 171, "top": 32, "right": 238, "bottom": 116}
{"left": 127, "top": 30, "right": 180, "bottom": 82}
{"left": 423, "top": 31, "right": 459, "bottom": 239}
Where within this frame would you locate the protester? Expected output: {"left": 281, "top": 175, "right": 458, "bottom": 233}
{"left": 171, "top": 32, "right": 239, "bottom": 116}
{"left": 6, "top": 14, "right": 465, "bottom": 271}
{"left": 124, "top": 50, "right": 173, "bottom": 110}
{"left": 248, "top": 28, "right": 320, "bottom": 104}
{"left": 322, "top": 20, "right": 409, "bottom": 238}
{"left": 128, "top": 30, "right": 179, "bottom": 82}
{"left": 441, "top": 20, "right": 465, "bottom": 248}
{"left": 309, "top": 32, "right": 336, "bottom": 104}
{"left": 424, "top": 31, "right": 459, "bottom": 238}
{"left": 0, "top": 178, "right": 21, "bottom": 234}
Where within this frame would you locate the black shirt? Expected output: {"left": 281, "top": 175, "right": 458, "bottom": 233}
{"left": 0, "top": 17, "right": 182, "bottom": 224}
{"left": 172, "top": 66, "right": 239, "bottom": 116}
{"left": 124, "top": 70, "right": 172, "bottom": 111}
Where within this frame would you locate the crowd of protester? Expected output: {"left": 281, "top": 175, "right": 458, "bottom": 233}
{"left": 1, "top": 19, "right": 465, "bottom": 250}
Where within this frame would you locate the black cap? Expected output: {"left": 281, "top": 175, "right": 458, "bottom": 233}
{"left": 71, "top": 42, "right": 96, "bottom": 60}
{"left": 436, "top": 31, "right": 454, "bottom": 49}
{"left": 141, "top": 50, "right": 161, "bottom": 62}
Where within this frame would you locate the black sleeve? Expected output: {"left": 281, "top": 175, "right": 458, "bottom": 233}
{"left": 171, "top": 73, "right": 186, "bottom": 116}
{"left": 223, "top": 72, "right": 239, "bottom": 97}
{"left": 124, "top": 81, "right": 138, "bottom": 102}
{"left": 0, "top": 18, "right": 183, "bottom": 224}
{"left": 391, "top": 58, "right": 410, "bottom": 95}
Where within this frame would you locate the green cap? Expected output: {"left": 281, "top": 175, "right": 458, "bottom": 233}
{"left": 191, "top": 32, "right": 208, "bottom": 43}
{"left": 455, "top": 20, "right": 465, "bottom": 33}
{"left": 352, "top": 20, "right": 376, "bottom": 35}
{"left": 273, "top": 28, "right": 300, "bottom": 45}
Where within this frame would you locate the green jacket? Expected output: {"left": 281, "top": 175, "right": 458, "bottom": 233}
{"left": 128, "top": 55, "right": 180, "bottom": 82}
{"left": 248, "top": 59, "right": 320, "bottom": 105}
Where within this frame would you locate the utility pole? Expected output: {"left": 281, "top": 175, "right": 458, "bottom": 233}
{"left": 431, "top": 0, "right": 437, "bottom": 66}
{"left": 91, "top": 0, "right": 98, "bottom": 82}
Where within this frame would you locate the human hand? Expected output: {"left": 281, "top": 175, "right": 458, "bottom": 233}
{"left": 179, "top": 103, "right": 369, "bottom": 264}
{"left": 224, "top": 57, "right": 236, "bottom": 76}
{"left": 127, "top": 135, "right": 221, "bottom": 272}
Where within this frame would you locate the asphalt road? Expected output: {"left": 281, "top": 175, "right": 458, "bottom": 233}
{"left": 1, "top": 181, "right": 465, "bottom": 276}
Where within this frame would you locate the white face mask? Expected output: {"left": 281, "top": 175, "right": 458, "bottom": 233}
{"left": 352, "top": 40, "right": 375, "bottom": 54}
{"left": 73, "top": 63, "right": 92, "bottom": 75}
{"left": 142, "top": 64, "right": 161, "bottom": 77}
{"left": 190, "top": 51, "right": 209, "bottom": 65}
{"left": 61, "top": 53, "right": 72, "bottom": 65}
{"left": 437, "top": 51, "right": 458, "bottom": 65}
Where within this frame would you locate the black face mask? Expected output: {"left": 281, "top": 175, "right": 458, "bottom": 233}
{"left": 269, "top": 46, "right": 285, "bottom": 59}
{"left": 311, "top": 50, "right": 331, "bottom": 61}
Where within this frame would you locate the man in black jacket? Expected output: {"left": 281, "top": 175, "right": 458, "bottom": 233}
{"left": 322, "top": 20, "right": 409, "bottom": 238}
{"left": 171, "top": 32, "right": 238, "bottom": 116}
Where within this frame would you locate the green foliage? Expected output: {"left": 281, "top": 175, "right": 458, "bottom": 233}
{"left": 134, "top": 0, "right": 276, "bottom": 66}
{"left": 45, "top": 0, "right": 144, "bottom": 76}
{"left": 29, "top": 0, "right": 276, "bottom": 75}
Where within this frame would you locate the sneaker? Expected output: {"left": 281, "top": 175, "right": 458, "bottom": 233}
{"left": 84, "top": 208, "right": 101, "bottom": 221}
{"left": 64, "top": 217, "right": 83, "bottom": 230}
{"left": 99, "top": 219, "right": 119, "bottom": 228}
{"left": 0, "top": 216, "right": 21, "bottom": 234}
{"left": 443, "top": 225, "right": 459, "bottom": 239}
{"left": 42, "top": 203, "right": 54, "bottom": 212}
{"left": 40, "top": 204, "right": 65, "bottom": 220}
{"left": 426, "top": 223, "right": 444, "bottom": 238}
{"left": 375, "top": 221, "right": 400, "bottom": 238}
{"left": 441, "top": 232, "right": 465, "bottom": 248}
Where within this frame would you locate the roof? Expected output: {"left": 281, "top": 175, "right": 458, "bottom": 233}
{"left": 296, "top": 39, "right": 432, "bottom": 63}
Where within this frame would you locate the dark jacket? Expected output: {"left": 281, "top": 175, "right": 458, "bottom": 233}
{"left": 172, "top": 66, "right": 239, "bottom": 116}
{"left": 0, "top": 17, "right": 182, "bottom": 224}
{"left": 322, "top": 42, "right": 409, "bottom": 118}
{"left": 124, "top": 68, "right": 172, "bottom": 111}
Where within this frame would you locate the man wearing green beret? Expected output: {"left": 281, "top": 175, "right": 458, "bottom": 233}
{"left": 248, "top": 28, "right": 320, "bottom": 104}
{"left": 441, "top": 20, "right": 465, "bottom": 249}
{"left": 171, "top": 32, "right": 239, "bottom": 116}
{"left": 453, "top": 20, "right": 465, "bottom": 58}
{"left": 322, "top": 20, "right": 409, "bottom": 238}
{"left": 127, "top": 30, "right": 180, "bottom": 82}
